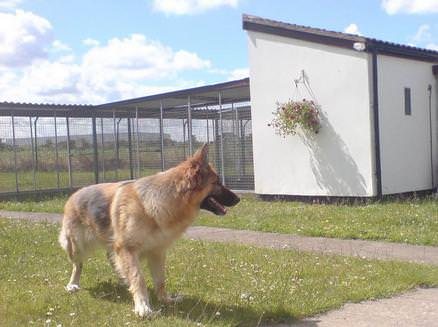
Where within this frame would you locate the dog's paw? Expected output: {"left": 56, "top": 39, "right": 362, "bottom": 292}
{"left": 65, "top": 284, "right": 80, "bottom": 293}
{"left": 160, "top": 294, "right": 183, "bottom": 304}
{"left": 134, "top": 302, "right": 159, "bottom": 319}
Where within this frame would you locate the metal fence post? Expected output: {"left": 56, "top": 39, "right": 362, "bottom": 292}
{"left": 159, "top": 101, "right": 165, "bottom": 171}
{"left": 135, "top": 106, "right": 140, "bottom": 178}
{"left": 66, "top": 115, "right": 73, "bottom": 188}
{"left": 116, "top": 117, "right": 122, "bottom": 180}
{"left": 100, "top": 117, "right": 105, "bottom": 182}
{"left": 241, "top": 120, "right": 248, "bottom": 176}
{"left": 127, "top": 117, "right": 134, "bottom": 179}
{"left": 214, "top": 119, "right": 220, "bottom": 169}
{"left": 187, "top": 96, "right": 193, "bottom": 156}
{"left": 33, "top": 117, "right": 39, "bottom": 172}
{"left": 92, "top": 115, "right": 99, "bottom": 184}
{"left": 54, "top": 111, "right": 60, "bottom": 190}
{"left": 29, "top": 117, "right": 36, "bottom": 190}
{"left": 218, "top": 92, "right": 225, "bottom": 185}
{"left": 11, "top": 114, "right": 19, "bottom": 193}
{"left": 233, "top": 103, "right": 241, "bottom": 178}
{"left": 183, "top": 120, "right": 187, "bottom": 158}
{"left": 112, "top": 109, "right": 118, "bottom": 180}
{"left": 206, "top": 106, "right": 210, "bottom": 145}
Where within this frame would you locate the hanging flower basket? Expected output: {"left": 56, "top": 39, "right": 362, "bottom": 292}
{"left": 268, "top": 99, "right": 321, "bottom": 136}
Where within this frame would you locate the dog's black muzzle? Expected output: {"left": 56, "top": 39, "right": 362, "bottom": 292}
{"left": 200, "top": 184, "right": 240, "bottom": 216}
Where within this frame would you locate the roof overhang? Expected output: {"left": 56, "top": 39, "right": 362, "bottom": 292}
{"left": 0, "top": 78, "right": 251, "bottom": 118}
{"left": 96, "top": 77, "right": 250, "bottom": 110}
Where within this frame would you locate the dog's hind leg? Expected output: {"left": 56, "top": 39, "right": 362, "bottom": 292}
{"left": 59, "top": 223, "right": 86, "bottom": 293}
{"left": 113, "top": 247, "right": 156, "bottom": 318}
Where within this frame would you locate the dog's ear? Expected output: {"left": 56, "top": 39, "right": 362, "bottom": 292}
{"left": 192, "top": 143, "right": 208, "bottom": 166}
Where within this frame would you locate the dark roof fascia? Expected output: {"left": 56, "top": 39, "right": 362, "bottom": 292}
{"left": 243, "top": 14, "right": 438, "bottom": 63}
{"left": 243, "top": 19, "right": 360, "bottom": 51}
{"left": 0, "top": 102, "right": 93, "bottom": 110}
{"left": 0, "top": 102, "right": 95, "bottom": 117}
{"left": 97, "top": 78, "right": 250, "bottom": 109}
{"left": 366, "top": 40, "right": 438, "bottom": 63}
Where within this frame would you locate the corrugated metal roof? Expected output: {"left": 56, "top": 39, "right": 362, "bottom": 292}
{"left": 243, "top": 14, "right": 438, "bottom": 62}
{"left": 0, "top": 78, "right": 250, "bottom": 117}
{"left": 0, "top": 101, "right": 93, "bottom": 108}
{"left": 97, "top": 77, "right": 250, "bottom": 109}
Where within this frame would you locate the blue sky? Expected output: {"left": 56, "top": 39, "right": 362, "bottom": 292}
{"left": 0, "top": 0, "right": 437, "bottom": 104}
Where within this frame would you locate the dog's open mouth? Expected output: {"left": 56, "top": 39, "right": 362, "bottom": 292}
{"left": 201, "top": 195, "right": 227, "bottom": 216}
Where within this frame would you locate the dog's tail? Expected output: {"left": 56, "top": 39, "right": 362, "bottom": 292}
{"left": 59, "top": 221, "right": 73, "bottom": 258}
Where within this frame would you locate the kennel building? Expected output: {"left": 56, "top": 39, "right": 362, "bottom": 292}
{"left": 0, "top": 78, "right": 253, "bottom": 198}
{"left": 244, "top": 14, "right": 438, "bottom": 198}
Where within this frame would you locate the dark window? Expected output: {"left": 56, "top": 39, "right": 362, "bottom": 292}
{"left": 404, "top": 87, "right": 411, "bottom": 115}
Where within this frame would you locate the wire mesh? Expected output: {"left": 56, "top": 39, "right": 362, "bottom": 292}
{"left": 134, "top": 116, "right": 162, "bottom": 178}
{"left": 0, "top": 99, "right": 254, "bottom": 195}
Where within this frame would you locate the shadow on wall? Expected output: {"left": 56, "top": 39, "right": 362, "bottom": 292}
{"left": 300, "top": 112, "right": 367, "bottom": 196}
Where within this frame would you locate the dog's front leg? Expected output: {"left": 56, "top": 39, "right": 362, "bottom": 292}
{"left": 113, "top": 248, "right": 155, "bottom": 318}
{"left": 147, "top": 249, "right": 182, "bottom": 304}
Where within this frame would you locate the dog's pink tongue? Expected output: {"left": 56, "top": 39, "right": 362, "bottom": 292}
{"left": 211, "top": 197, "right": 227, "bottom": 215}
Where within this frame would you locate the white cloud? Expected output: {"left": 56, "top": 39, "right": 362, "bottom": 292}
{"left": 382, "top": 0, "right": 438, "bottom": 14}
{"left": 426, "top": 43, "right": 438, "bottom": 50}
{"left": 153, "top": 0, "right": 239, "bottom": 15}
{"left": 82, "top": 38, "right": 100, "bottom": 47}
{"left": 51, "top": 40, "right": 71, "bottom": 52}
{"left": 0, "top": 0, "right": 21, "bottom": 11}
{"left": 228, "top": 68, "right": 249, "bottom": 80}
{"left": 344, "top": 23, "right": 361, "bottom": 35}
{"left": 412, "top": 24, "right": 431, "bottom": 42}
{"left": 0, "top": 10, "right": 53, "bottom": 67}
{"left": 0, "top": 33, "right": 212, "bottom": 104}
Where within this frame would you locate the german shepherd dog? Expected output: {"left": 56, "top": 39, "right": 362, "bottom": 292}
{"left": 59, "top": 144, "right": 239, "bottom": 318}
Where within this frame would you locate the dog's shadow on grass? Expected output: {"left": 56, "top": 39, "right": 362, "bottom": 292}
{"left": 87, "top": 280, "right": 318, "bottom": 326}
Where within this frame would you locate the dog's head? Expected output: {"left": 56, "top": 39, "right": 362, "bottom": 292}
{"left": 184, "top": 144, "right": 240, "bottom": 215}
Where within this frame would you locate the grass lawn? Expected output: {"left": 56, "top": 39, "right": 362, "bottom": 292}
{"left": 1, "top": 218, "right": 438, "bottom": 327}
{"left": 0, "top": 169, "right": 161, "bottom": 193}
{"left": 1, "top": 194, "right": 437, "bottom": 246}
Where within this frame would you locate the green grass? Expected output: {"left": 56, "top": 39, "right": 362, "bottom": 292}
{"left": 197, "top": 194, "right": 438, "bottom": 246}
{"left": 1, "top": 218, "right": 438, "bottom": 326}
{"left": 1, "top": 194, "right": 437, "bottom": 246}
{"left": 0, "top": 168, "right": 160, "bottom": 193}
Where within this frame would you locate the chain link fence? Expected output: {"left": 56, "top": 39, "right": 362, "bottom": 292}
{"left": 0, "top": 100, "right": 253, "bottom": 197}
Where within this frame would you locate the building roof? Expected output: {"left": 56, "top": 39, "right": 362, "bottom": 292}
{"left": 0, "top": 78, "right": 250, "bottom": 118}
{"left": 97, "top": 77, "right": 250, "bottom": 110}
{"left": 242, "top": 14, "right": 438, "bottom": 63}
{"left": 0, "top": 101, "right": 94, "bottom": 117}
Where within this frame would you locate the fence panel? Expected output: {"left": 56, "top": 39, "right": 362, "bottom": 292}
{"left": 68, "top": 118, "right": 95, "bottom": 187}
{"left": 0, "top": 117, "right": 16, "bottom": 193}
{"left": 0, "top": 101, "right": 254, "bottom": 196}
{"left": 135, "top": 116, "right": 162, "bottom": 178}
{"left": 163, "top": 107, "right": 189, "bottom": 170}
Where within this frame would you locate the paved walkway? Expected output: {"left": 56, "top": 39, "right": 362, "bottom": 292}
{"left": 1, "top": 210, "right": 438, "bottom": 266}
{"left": 1, "top": 209, "right": 438, "bottom": 327}
{"left": 274, "top": 288, "right": 438, "bottom": 327}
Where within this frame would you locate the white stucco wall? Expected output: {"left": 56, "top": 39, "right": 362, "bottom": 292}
{"left": 377, "top": 55, "right": 437, "bottom": 194}
{"left": 247, "top": 31, "right": 376, "bottom": 197}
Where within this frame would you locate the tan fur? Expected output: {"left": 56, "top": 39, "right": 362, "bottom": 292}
{"left": 59, "top": 145, "right": 228, "bottom": 318}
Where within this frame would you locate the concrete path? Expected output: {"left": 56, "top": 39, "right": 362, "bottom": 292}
{"left": 1, "top": 209, "right": 438, "bottom": 327}
{"left": 275, "top": 288, "right": 438, "bottom": 327}
{"left": 1, "top": 210, "right": 438, "bottom": 265}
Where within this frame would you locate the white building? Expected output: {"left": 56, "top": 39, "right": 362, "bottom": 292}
{"left": 243, "top": 14, "right": 438, "bottom": 199}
